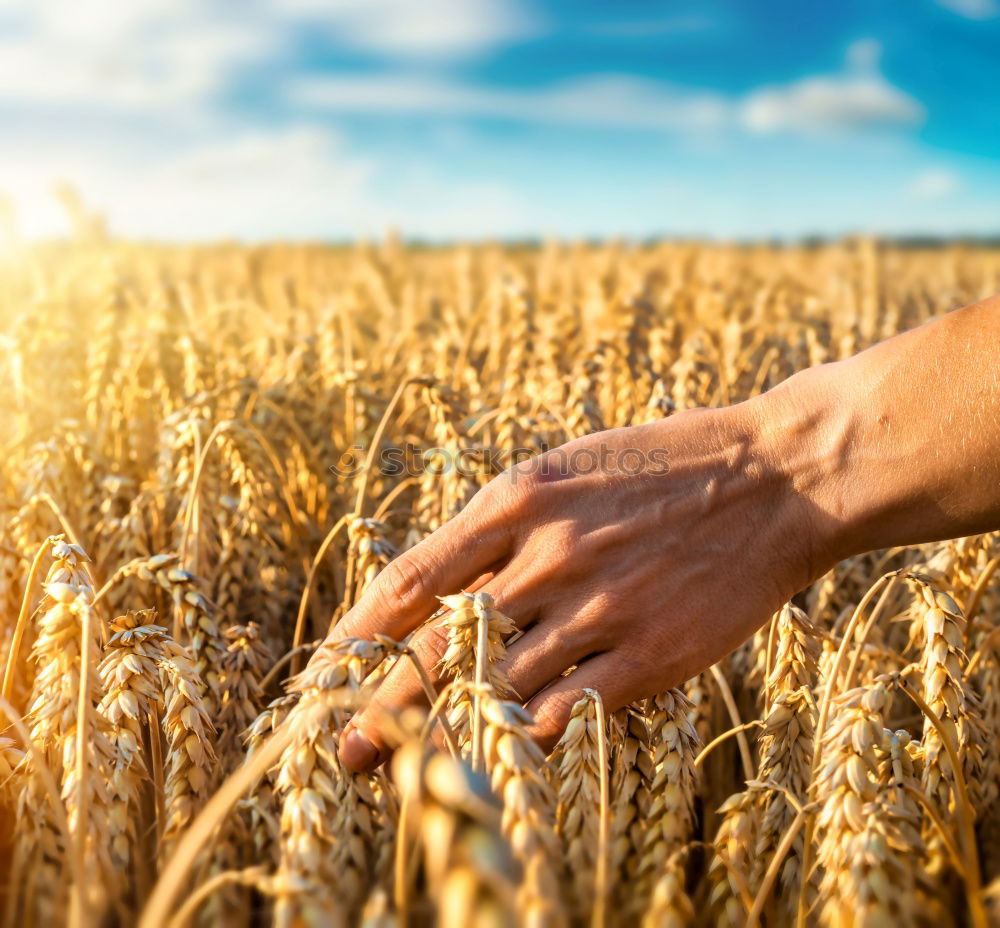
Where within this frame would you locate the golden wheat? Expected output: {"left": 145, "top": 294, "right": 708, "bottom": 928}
{"left": 0, "top": 239, "right": 996, "bottom": 928}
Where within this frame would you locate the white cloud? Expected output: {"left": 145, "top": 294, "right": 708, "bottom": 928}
{"left": 908, "top": 168, "right": 961, "bottom": 199}
{"left": 740, "top": 40, "right": 924, "bottom": 134}
{"left": 0, "top": 33, "right": 256, "bottom": 108}
{"left": 291, "top": 42, "right": 923, "bottom": 138}
{"left": 291, "top": 72, "right": 730, "bottom": 132}
{"left": 276, "top": 0, "right": 538, "bottom": 60}
{"left": 0, "top": 1, "right": 269, "bottom": 109}
{"left": 0, "top": 0, "right": 536, "bottom": 113}
{"left": 0, "top": 127, "right": 368, "bottom": 239}
{"left": 934, "top": 0, "right": 999, "bottom": 19}
{"left": 741, "top": 74, "right": 922, "bottom": 133}
{"left": 0, "top": 124, "right": 540, "bottom": 241}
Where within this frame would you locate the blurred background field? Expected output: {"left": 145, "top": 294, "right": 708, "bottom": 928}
{"left": 0, "top": 236, "right": 999, "bottom": 925}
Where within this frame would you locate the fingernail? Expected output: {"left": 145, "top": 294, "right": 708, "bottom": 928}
{"left": 340, "top": 727, "right": 382, "bottom": 771}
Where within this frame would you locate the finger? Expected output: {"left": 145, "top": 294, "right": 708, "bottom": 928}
{"left": 340, "top": 569, "right": 543, "bottom": 772}
{"left": 465, "top": 567, "right": 499, "bottom": 593}
{"left": 342, "top": 613, "right": 449, "bottom": 769}
{"left": 523, "top": 651, "right": 636, "bottom": 755}
{"left": 341, "top": 617, "right": 451, "bottom": 769}
{"left": 499, "top": 613, "right": 600, "bottom": 704}
{"left": 419, "top": 605, "right": 593, "bottom": 756}
{"left": 334, "top": 494, "right": 513, "bottom": 645}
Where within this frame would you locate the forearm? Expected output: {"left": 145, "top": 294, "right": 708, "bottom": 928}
{"left": 750, "top": 295, "right": 1000, "bottom": 570}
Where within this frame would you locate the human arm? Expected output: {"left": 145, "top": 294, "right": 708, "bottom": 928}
{"left": 332, "top": 295, "right": 1000, "bottom": 770}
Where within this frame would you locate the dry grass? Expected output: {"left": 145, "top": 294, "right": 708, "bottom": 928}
{"left": 0, "top": 238, "right": 997, "bottom": 926}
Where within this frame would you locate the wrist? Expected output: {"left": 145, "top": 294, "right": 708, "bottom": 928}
{"left": 738, "top": 360, "right": 873, "bottom": 577}
{"left": 730, "top": 298, "right": 1000, "bottom": 588}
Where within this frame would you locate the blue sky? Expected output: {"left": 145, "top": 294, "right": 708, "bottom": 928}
{"left": 1, "top": 0, "right": 998, "bottom": 241}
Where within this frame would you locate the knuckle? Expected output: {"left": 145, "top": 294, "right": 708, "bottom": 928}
{"left": 498, "top": 465, "right": 541, "bottom": 519}
{"left": 529, "top": 687, "right": 582, "bottom": 739}
{"left": 409, "top": 622, "right": 450, "bottom": 669}
{"left": 461, "top": 482, "right": 493, "bottom": 519}
{"left": 624, "top": 632, "right": 678, "bottom": 681}
{"left": 537, "top": 523, "right": 577, "bottom": 563}
{"left": 470, "top": 460, "right": 548, "bottom": 533}
{"left": 459, "top": 477, "right": 512, "bottom": 530}
{"left": 580, "top": 617, "right": 614, "bottom": 652}
{"left": 580, "top": 592, "right": 615, "bottom": 639}
{"left": 517, "top": 533, "right": 575, "bottom": 589}
{"left": 376, "top": 554, "right": 433, "bottom": 614}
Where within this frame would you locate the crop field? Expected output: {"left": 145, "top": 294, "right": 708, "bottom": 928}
{"left": 0, "top": 239, "right": 998, "bottom": 927}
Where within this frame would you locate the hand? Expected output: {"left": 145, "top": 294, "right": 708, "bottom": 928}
{"left": 328, "top": 297, "right": 1000, "bottom": 770}
{"left": 332, "top": 399, "right": 830, "bottom": 771}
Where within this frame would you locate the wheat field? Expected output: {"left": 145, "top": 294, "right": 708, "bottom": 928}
{"left": 0, "top": 238, "right": 998, "bottom": 927}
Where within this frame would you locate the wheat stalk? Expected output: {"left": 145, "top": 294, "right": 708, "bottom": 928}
{"left": 275, "top": 638, "right": 387, "bottom": 924}
{"left": 392, "top": 742, "right": 518, "bottom": 927}
{"left": 156, "top": 641, "right": 216, "bottom": 861}
{"left": 482, "top": 694, "right": 567, "bottom": 927}
{"left": 436, "top": 591, "right": 515, "bottom": 751}
{"left": 750, "top": 604, "right": 819, "bottom": 908}
{"left": 215, "top": 621, "right": 270, "bottom": 769}
{"left": 346, "top": 518, "right": 396, "bottom": 607}
{"left": 98, "top": 609, "right": 167, "bottom": 872}
{"left": 554, "top": 688, "right": 608, "bottom": 921}
{"left": 813, "top": 679, "right": 894, "bottom": 927}
{"left": 635, "top": 689, "right": 700, "bottom": 916}
{"left": 706, "top": 790, "right": 756, "bottom": 927}
{"left": 101, "top": 553, "right": 227, "bottom": 713}
{"left": 912, "top": 577, "right": 986, "bottom": 869}
{"left": 641, "top": 849, "right": 694, "bottom": 928}
{"left": 609, "top": 704, "right": 654, "bottom": 905}
{"left": 819, "top": 727, "right": 933, "bottom": 927}
{"left": 15, "top": 540, "right": 116, "bottom": 925}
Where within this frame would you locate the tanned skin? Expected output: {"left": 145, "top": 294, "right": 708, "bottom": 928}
{"left": 327, "top": 296, "right": 1000, "bottom": 771}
